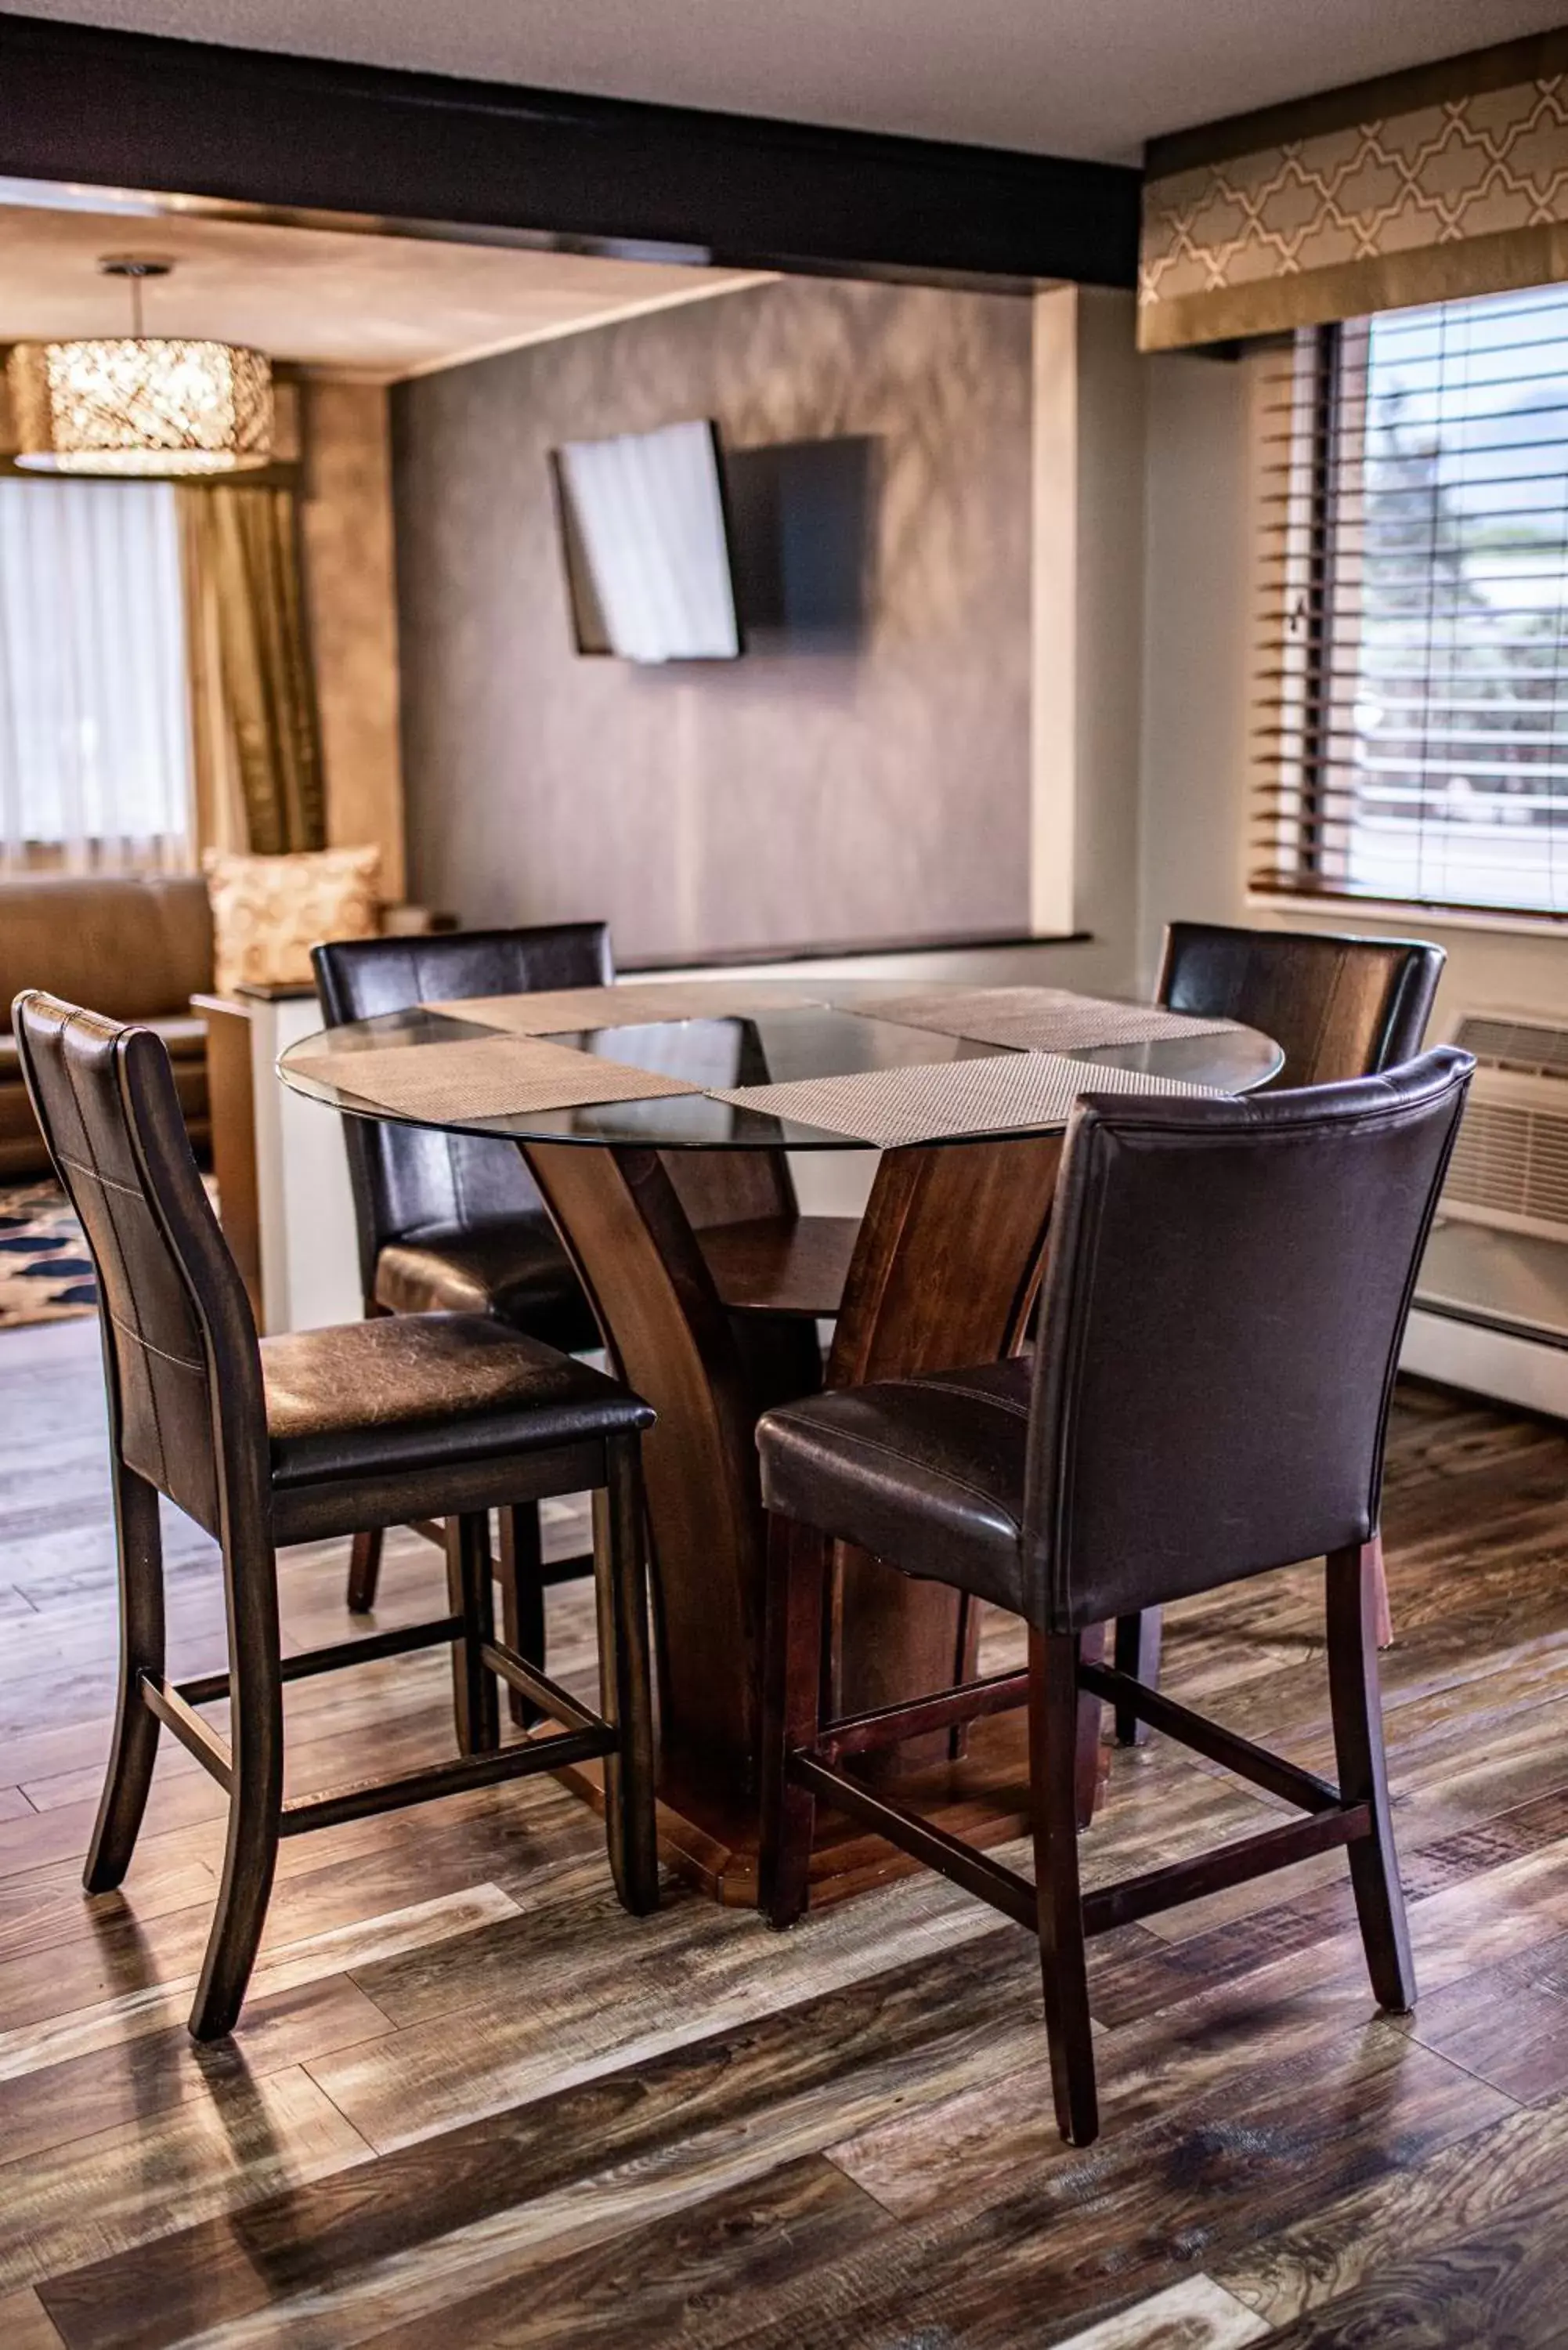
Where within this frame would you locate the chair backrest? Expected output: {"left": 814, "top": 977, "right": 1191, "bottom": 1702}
{"left": 1024, "top": 1048, "right": 1472, "bottom": 1634}
{"left": 13, "top": 992, "right": 266, "bottom": 1538}
{"left": 1158, "top": 921, "right": 1444, "bottom": 1086}
{"left": 311, "top": 924, "right": 612, "bottom": 1296}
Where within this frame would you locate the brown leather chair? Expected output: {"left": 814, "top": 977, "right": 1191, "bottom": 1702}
{"left": 313, "top": 924, "right": 611, "bottom": 1650}
{"left": 1109, "top": 920, "right": 1448, "bottom": 1732}
{"left": 1158, "top": 921, "right": 1444, "bottom": 1089}
{"left": 756, "top": 1050, "right": 1472, "bottom": 2146}
{"left": 14, "top": 989, "right": 659, "bottom": 2042}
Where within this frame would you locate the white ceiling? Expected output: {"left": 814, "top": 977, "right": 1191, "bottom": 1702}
{"left": 2, "top": 0, "right": 1563, "bottom": 162}
{"left": 0, "top": 199, "right": 764, "bottom": 377}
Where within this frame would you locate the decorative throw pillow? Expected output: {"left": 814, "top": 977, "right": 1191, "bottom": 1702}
{"left": 204, "top": 846, "right": 382, "bottom": 996}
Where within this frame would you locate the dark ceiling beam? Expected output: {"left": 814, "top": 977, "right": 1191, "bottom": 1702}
{"left": 0, "top": 13, "right": 1140, "bottom": 294}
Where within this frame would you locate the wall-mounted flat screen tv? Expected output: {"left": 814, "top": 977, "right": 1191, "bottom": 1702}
{"left": 551, "top": 418, "right": 742, "bottom": 664}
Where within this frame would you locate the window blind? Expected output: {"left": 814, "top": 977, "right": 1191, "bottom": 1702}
{"left": 1252, "top": 284, "right": 1568, "bottom": 920}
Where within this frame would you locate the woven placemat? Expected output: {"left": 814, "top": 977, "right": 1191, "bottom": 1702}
{"left": 855, "top": 986, "right": 1242, "bottom": 1053}
{"left": 288, "top": 1034, "right": 702, "bottom": 1122}
{"left": 709, "top": 1050, "right": 1225, "bottom": 1148}
{"left": 423, "top": 980, "right": 821, "bottom": 1035}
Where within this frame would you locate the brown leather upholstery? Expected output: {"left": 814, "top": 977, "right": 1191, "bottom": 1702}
{"left": 264, "top": 1312, "right": 651, "bottom": 1488}
{"left": 758, "top": 1051, "right": 1472, "bottom": 1635}
{"left": 0, "top": 876, "right": 215, "bottom": 1175}
{"left": 313, "top": 926, "right": 609, "bottom": 1350}
{"left": 373, "top": 1222, "right": 595, "bottom": 1350}
{"left": 13, "top": 989, "right": 660, "bottom": 2041}
{"left": 759, "top": 1359, "right": 1035, "bottom": 1615}
{"left": 13, "top": 987, "right": 649, "bottom": 1539}
{"left": 1158, "top": 922, "right": 1444, "bottom": 1087}
{"left": 12, "top": 992, "right": 246, "bottom": 1535}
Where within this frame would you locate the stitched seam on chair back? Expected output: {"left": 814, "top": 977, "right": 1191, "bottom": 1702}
{"left": 63, "top": 1019, "right": 185, "bottom": 1496}
{"left": 103, "top": 1308, "right": 204, "bottom": 1375}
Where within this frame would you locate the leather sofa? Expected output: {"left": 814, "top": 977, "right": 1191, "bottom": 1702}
{"left": 1, "top": 874, "right": 213, "bottom": 1176}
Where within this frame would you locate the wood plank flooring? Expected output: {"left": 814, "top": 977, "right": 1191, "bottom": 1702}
{"left": 4, "top": 1317, "right": 1568, "bottom": 2346}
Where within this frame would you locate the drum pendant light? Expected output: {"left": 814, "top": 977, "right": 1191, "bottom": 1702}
{"left": 9, "top": 256, "right": 273, "bottom": 478}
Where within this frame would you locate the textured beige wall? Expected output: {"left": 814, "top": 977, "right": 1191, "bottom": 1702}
{"left": 392, "top": 277, "right": 1031, "bottom": 960}
{"left": 1028, "top": 287, "right": 1147, "bottom": 996}
{"left": 298, "top": 378, "right": 406, "bottom": 899}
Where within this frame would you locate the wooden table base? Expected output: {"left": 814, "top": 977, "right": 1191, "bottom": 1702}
{"left": 522, "top": 1130, "right": 1064, "bottom": 1904}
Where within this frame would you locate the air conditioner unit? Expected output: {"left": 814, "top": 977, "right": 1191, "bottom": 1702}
{"left": 1440, "top": 1013, "right": 1568, "bottom": 1242}
{"left": 1402, "top": 1008, "right": 1568, "bottom": 1419}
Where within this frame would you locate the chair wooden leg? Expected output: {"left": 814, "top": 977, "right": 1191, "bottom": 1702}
{"left": 346, "top": 1524, "right": 384, "bottom": 1614}
{"left": 190, "top": 1535, "right": 285, "bottom": 2041}
{"left": 592, "top": 1437, "right": 659, "bottom": 1917}
{"left": 446, "top": 1512, "right": 500, "bottom": 1757}
{"left": 85, "top": 1462, "right": 165, "bottom": 1894}
{"left": 1030, "top": 1625, "right": 1099, "bottom": 2146}
{"left": 1326, "top": 1539, "right": 1415, "bottom": 2015}
{"left": 499, "top": 1502, "right": 547, "bottom": 1730}
{"left": 1369, "top": 1532, "right": 1394, "bottom": 1650}
{"left": 759, "top": 1518, "right": 829, "bottom": 1929}
{"left": 191, "top": 1759, "right": 282, "bottom": 2041}
{"left": 1075, "top": 1621, "right": 1107, "bottom": 1828}
{"left": 1112, "top": 1607, "right": 1162, "bottom": 1748}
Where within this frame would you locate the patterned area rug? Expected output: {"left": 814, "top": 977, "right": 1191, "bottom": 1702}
{"left": 0, "top": 1180, "right": 98, "bottom": 1327}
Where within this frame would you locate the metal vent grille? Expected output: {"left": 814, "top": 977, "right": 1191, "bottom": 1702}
{"left": 1452, "top": 1014, "right": 1568, "bottom": 1079}
{"left": 1445, "top": 1093, "right": 1568, "bottom": 1232}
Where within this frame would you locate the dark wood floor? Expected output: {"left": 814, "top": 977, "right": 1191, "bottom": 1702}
{"left": 4, "top": 1316, "right": 1568, "bottom": 2347}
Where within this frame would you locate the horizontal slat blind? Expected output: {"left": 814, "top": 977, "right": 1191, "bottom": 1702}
{"left": 1252, "top": 286, "right": 1568, "bottom": 919}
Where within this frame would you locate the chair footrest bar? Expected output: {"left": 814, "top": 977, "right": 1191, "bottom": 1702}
{"left": 816, "top": 1668, "right": 1031, "bottom": 1762}
{"left": 1082, "top": 1803, "right": 1371, "bottom": 1936}
{"left": 140, "top": 1672, "right": 233, "bottom": 1790}
{"left": 791, "top": 1752, "right": 1039, "bottom": 1931}
{"left": 1078, "top": 1660, "right": 1346, "bottom": 1817}
{"left": 178, "top": 1615, "right": 465, "bottom": 1708}
{"left": 541, "top": 1549, "right": 595, "bottom": 1586}
{"left": 479, "top": 1642, "right": 607, "bottom": 1737}
{"left": 790, "top": 1752, "right": 1371, "bottom": 1949}
{"left": 280, "top": 1723, "right": 616, "bottom": 1835}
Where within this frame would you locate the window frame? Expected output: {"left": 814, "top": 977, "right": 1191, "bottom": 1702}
{"left": 1253, "top": 298, "right": 1568, "bottom": 931}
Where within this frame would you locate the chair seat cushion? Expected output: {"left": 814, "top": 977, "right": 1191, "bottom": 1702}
{"left": 757, "top": 1358, "right": 1031, "bottom": 1616}
{"left": 374, "top": 1217, "right": 599, "bottom": 1353}
{"left": 263, "top": 1311, "right": 651, "bottom": 1488}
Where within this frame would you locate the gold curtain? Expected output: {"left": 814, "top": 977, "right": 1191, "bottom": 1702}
{"left": 1139, "top": 31, "right": 1568, "bottom": 352}
{"left": 178, "top": 485, "right": 327, "bottom": 855}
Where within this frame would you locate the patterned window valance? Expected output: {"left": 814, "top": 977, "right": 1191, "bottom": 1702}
{"left": 1139, "top": 33, "right": 1568, "bottom": 352}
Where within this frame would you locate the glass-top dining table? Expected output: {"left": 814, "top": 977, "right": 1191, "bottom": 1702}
{"left": 280, "top": 975, "right": 1283, "bottom": 1903}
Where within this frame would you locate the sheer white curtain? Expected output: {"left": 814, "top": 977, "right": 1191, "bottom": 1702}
{"left": 0, "top": 476, "right": 194, "bottom": 873}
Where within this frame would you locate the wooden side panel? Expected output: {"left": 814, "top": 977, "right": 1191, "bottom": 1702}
{"left": 193, "top": 998, "right": 261, "bottom": 1330}
{"left": 825, "top": 1137, "right": 1062, "bottom": 1752}
{"left": 521, "top": 1143, "right": 772, "bottom": 1806}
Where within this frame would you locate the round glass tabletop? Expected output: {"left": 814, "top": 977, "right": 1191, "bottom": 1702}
{"left": 277, "top": 976, "right": 1284, "bottom": 1152}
